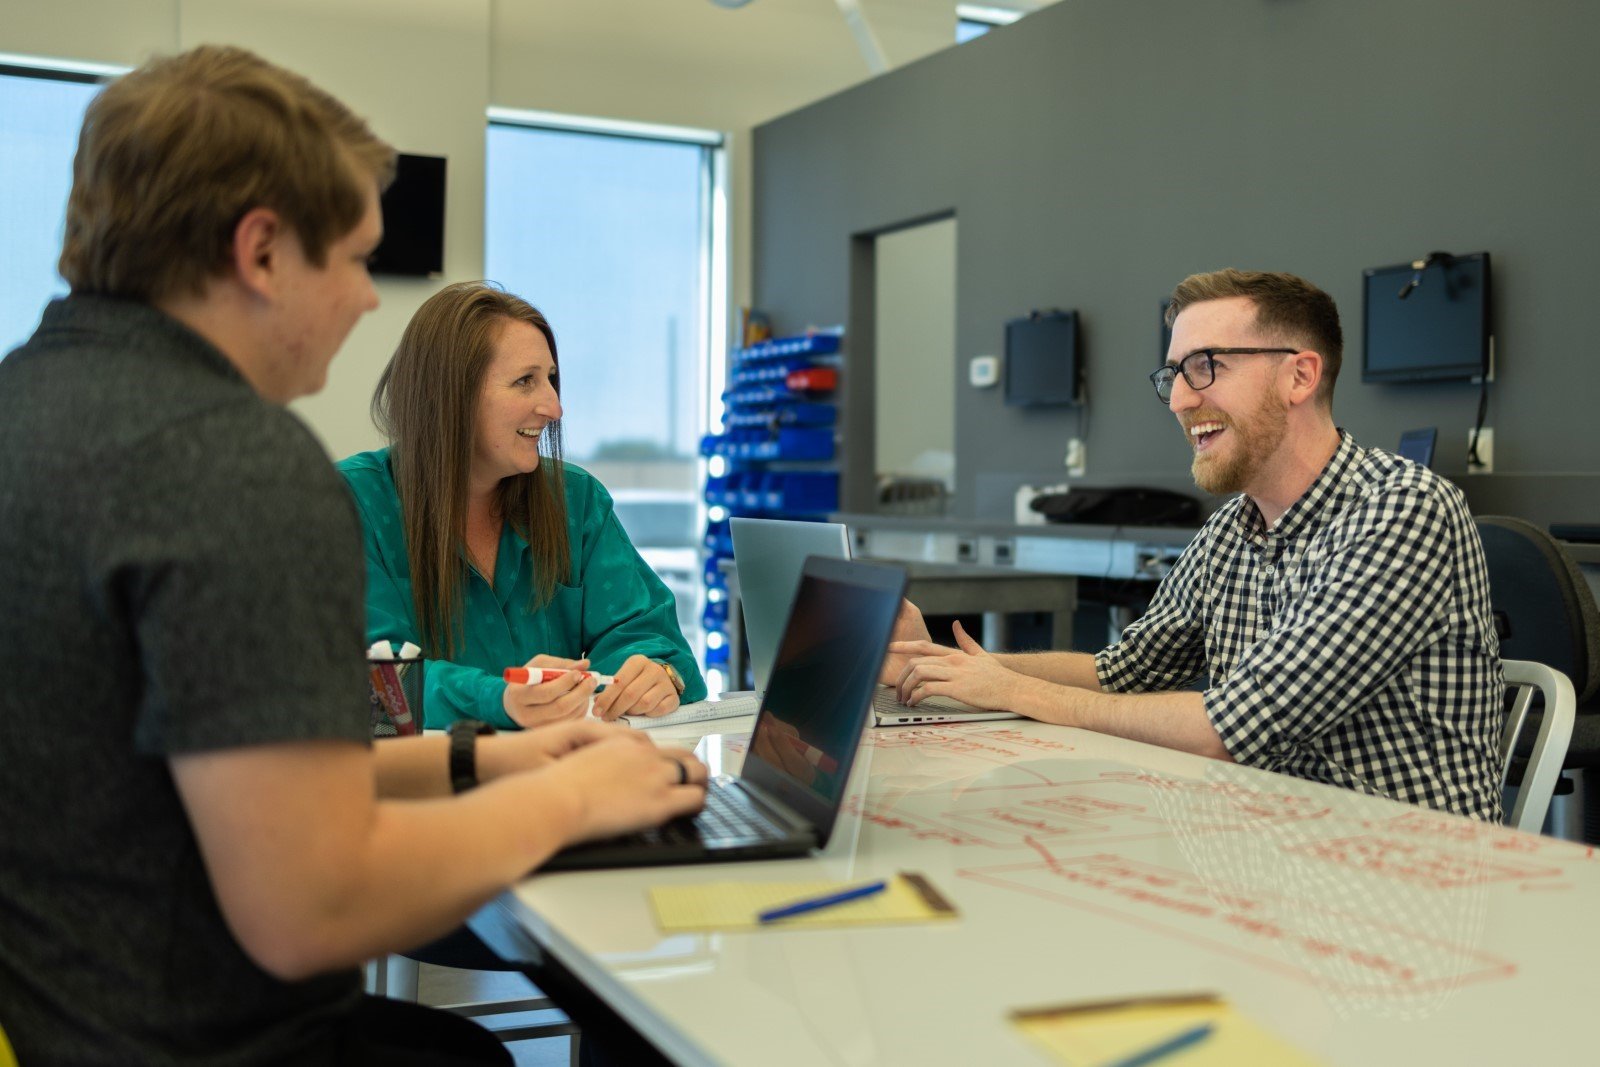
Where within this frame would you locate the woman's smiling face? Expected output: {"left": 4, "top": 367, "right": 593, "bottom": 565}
{"left": 471, "top": 317, "right": 562, "bottom": 489}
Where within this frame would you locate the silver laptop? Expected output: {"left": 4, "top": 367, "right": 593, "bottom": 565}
{"left": 729, "top": 517, "right": 1020, "bottom": 727}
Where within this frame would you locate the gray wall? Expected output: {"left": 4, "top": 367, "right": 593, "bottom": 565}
{"left": 752, "top": 0, "right": 1600, "bottom": 526}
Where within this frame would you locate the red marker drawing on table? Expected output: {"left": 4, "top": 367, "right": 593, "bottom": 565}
{"left": 503, "top": 667, "right": 616, "bottom": 688}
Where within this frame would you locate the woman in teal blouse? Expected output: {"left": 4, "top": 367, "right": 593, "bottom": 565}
{"left": 340, "top": 282, "right": 705, "bottom": 730}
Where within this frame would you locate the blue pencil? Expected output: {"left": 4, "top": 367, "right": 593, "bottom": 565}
{"left": 1105, "top": 1021, "right": 1214, "bottom": 1067}
{"left": 757, "top": 880, "right": 888, "bottom": 923}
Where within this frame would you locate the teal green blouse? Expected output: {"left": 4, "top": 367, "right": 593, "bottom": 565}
{"left": 338, "top": 449, "right": 706, "bottom": 729}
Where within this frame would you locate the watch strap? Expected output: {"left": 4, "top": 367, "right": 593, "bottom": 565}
{"left": 656, "top": 660, "right": 686, "bottom": 696}
{"left": 448, "top": 719, "right": 495, "bottom": 794}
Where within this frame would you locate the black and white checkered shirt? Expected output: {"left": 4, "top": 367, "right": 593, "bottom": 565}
{"left": 1096, "top": 432, "right": 1504, "bottom": 821}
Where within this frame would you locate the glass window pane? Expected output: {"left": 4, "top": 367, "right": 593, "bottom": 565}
{"left": 957, "top": 19, "right": 992, "bottom": 42}
{"left": 486, "top": 123, "right": 714, "bottom": 645}
{"left": 487, "top": 125, "right": 706, "bottom": 466}
{"left": 0, "top": 70, "right": 102, "bottom": 356}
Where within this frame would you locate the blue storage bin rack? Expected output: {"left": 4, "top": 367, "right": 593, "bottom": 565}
{"left": 701, "top": 329, "right": 843, "bottom": 687}
{"left": 729, "top": 332, "right": 840, "bottom": 363}
{"left": 698, "top": 428, "right": 834, "bottom": 462}
{"left": 722, "top": 402, "right": 835, "bottom": 431}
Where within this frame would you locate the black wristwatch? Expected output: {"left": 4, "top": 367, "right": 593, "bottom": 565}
{"left": 449, "top": 719, "right": 496, "bottom": 794}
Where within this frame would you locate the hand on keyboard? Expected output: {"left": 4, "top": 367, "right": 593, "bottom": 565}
{"left": 892, "top": 620, "right": 1022, "bottom": 712}
{"left": 541, "top": 732, "right": 709, "bottom": 845}
{"left": 878, "top": 598, "right": 950, "bottom": 688}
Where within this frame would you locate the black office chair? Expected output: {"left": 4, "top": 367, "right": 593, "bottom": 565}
{"left": 1476, "top": 517, "right": 1600, "bottom": 839}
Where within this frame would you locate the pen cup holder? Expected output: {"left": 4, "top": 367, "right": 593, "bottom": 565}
{"left": 368, "top": 655, "right": 424, "bottom": 737}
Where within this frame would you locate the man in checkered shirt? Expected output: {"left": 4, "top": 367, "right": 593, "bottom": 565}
{"left": 888, "top": 269, "right": 1504, "bottom": 821}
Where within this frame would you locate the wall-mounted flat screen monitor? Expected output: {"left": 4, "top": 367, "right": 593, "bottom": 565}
{"left": 370, "top": 153, "right": 446, "bottom": 277}
{"left": 1362, "top": 252, "right": 1491, "bottom": 383}
{"left": 1005, "top": 310, "right": 1080, "bottom": 406}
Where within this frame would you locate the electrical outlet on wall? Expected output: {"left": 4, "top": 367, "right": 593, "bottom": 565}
{"left": 1467, "top": 427, "right": 1494, "bottom": 474}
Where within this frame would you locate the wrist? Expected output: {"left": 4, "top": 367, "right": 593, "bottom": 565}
{"left": 1013, "top": 674, "right": 1067, "bottom": 724}
{"left": 535, "top": 759, "right": 592, "bottom": 845}
{"left": 476, "top": 731, "right": 550, "bottom": 784}
{"left": 654, "top": 659, "right": 686, "bottom": 697}
{"left": 448, "top": 719, "right": 496, "bottom": 793}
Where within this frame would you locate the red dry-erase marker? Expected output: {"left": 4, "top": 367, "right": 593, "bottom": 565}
{"left": 503, "top": 667, "right": 616, "bottom": 687}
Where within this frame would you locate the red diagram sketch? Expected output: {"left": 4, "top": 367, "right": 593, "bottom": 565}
{"left": 1282, "top": 834, "right": 1561, "bottom": 889}
{"left": 867, "top": 727, "right": 1067, "bottom": 765}
{"left": 854, "top": 769, "right": 1331, "bottom": 850}
{"left": 961, "top": 853, "right": 1516, "bottom": 997}
{"left": 1374, "top": 809, "right": 1598, "bottom": 863}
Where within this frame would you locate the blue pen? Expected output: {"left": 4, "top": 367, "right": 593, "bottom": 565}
{"left": 757, "top": 880, "right": 888, "bottom": 923}
{"left": 1105, "top": 1021, "right": 1214, "bottom": 1067}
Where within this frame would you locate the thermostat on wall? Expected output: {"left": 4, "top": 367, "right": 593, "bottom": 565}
{"left": 970, "top": 354, "right": 1000, "bottom": 388}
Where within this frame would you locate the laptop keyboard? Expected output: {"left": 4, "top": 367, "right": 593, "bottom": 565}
{"left": 633, "top": 778, "right": 791, "bottom": 848}
{"left": 871, "top": 687, "right": 978, "bottom": 714}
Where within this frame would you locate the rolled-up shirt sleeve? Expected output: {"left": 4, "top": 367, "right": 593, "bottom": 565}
{"left": 1204, "top": 486, "right": 1456, "bottom": 769}
{"left": 1095, "top": 532, "right": 1210, "bottom": 693}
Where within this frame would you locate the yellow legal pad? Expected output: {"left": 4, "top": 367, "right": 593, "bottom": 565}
{"left": 1011, "top": 993, "right": 1322, "bottom": 1066}
{"left": 649, "top": 871, "right": 956, "bottom": 932}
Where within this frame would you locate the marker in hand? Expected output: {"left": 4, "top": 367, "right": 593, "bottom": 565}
{"left": 503, "top": 667, "right": 615, "bottom": 688}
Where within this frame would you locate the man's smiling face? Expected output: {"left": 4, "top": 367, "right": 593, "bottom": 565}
{"left": 1164, "top": 296, "right": 1294, "bottom": 496}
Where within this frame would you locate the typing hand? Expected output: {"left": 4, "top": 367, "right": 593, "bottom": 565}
{"left": 545, "top": 739, "right": 708, "bottom": 843}
{"left": 593, "top": 655, "right": 679, "bottom": 721}
{"left": 502, "top": 654, "right": 596, "bottom": 728}
{"left": 479, "top": 719, "right": 643, "bottom": 779}
{"left": 897, "top": 621, "right": 1023, "bottom": 711}
{"left": 878, "top": 598, "right": 940, "bottom": 687}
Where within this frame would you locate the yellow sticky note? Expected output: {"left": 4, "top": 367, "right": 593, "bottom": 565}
{"left": 650, "top": 872, "right": 956, "bottom": 933}
{"left": 1012, "top": 995, "right": 1322, "bottom": 1066}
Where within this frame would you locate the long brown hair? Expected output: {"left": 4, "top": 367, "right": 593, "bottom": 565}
{"left": 372, "top": 282, "right": 569, "bottom": 658}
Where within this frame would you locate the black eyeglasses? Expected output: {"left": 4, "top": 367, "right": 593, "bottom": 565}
{"left": 1149, "top": 348, "right": 1299, "bottom": 403}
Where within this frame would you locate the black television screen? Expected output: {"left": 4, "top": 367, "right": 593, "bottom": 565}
{"left": 1362, "top": 252, "right": 1491, "bottom": 383}
{"left": 1005, "top": 310, "right": 1080, "bottom": 406}
{"left": 370, "top": 153, "right": 446, "bottom": 277}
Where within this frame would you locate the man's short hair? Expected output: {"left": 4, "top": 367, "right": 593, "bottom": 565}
{"left": 1165, "top": 269, "right": 1344, "bottom": 406}
{"left": 59, "top": 45, "right": 395, "bottom": 303}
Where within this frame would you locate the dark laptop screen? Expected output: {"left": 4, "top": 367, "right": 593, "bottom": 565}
{"left": 1397, "top": 427, "right": 1437, "bottom": 469}
{"left": 742, "top": 557, "right": 906, "bottom": 844}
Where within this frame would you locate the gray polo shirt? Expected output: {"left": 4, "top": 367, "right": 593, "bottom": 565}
{"left": 0, "top": 296, "right": 371, "bottom": 1065}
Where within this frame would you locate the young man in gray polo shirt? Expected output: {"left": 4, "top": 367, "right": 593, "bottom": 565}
{"left": 0, "top": 46, "right": 706, "bottom": 1066}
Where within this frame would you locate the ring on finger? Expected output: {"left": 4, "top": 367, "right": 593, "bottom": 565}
{"left": 667, "top": 757, "right": 687, "bottom": 786}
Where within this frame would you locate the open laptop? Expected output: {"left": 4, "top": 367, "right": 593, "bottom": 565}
{"left": 730, "top": 517, "right": 1021, "bottom": 727}
{"left": 542, "top": 555, "right": 905, "bottom": 870}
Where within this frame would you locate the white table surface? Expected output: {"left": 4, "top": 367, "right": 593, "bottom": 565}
{"left": 489, "top": 697, "right": 1598, "bottom": 1066}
